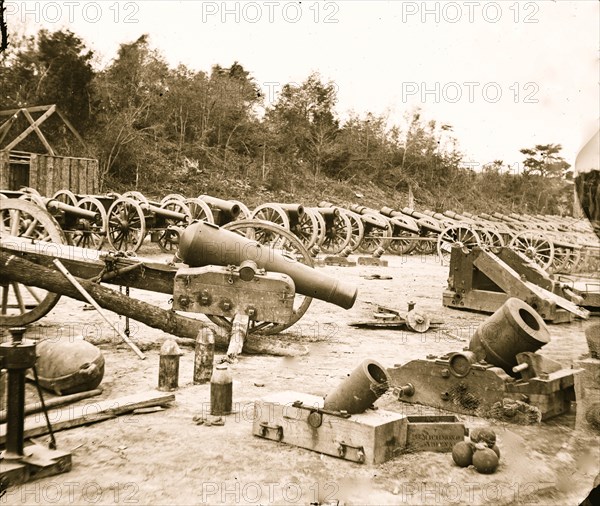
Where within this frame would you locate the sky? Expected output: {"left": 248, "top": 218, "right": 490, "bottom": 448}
{"left": 4, "top": 0, "right": 600, "bottom": 169}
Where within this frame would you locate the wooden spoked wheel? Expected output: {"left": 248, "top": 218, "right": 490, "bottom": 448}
{"left": 17, "top": 192, "right": 46, "bottom": 208}
{"left": 509, "top": 231, "right": 555, "bottom": 271}
{"left": 311, "top": 211, "right": 327, "bottom": 253}
{"left": 479, "top": 227, "right": 505, "bottom": 254}
{"left": 388, "top": 229, "right": 418, "bottom": 255}
{"left": 185, "top": 198, "right": 215, "bottom": 224}
{"left": 52, "top": 189, "right": 78, "bottom": 207}
{"left": 157, "top": 199, "right": 192, "bottom": 253}
{"left": 121, "top": 191, "right": 149, "bottom": 207}
{"left": 320, "top": 211, "right": 353, "bottom": 255}
{"left": 291, "top": 209, "right": 320, "bottom": 251}
{"left": 70, "top": 196, "right": 107, "bottom": 250}
{"left": 251, "top": 204, "right": 290, "bottom": 229}
{"left": 250, "top": 204, "right": 292, "bottom": 245}
{"left": 107, "top": 198, "right": 147, "bottom": 252}
{"left": 437, "top": 225, "right": 481, "bottom": 265}
{"left": 160, "top": 194, "right": 187, "bottom": 205}
{"left": 205, "top": 219, "right": 314, "bottom": 335}
{"left": 358, "top": 215, "right": 393, "bottom": 254}
{"left": 550, "top": 246, "right": 581, "bottom": 274}
{"left": 387, "top": 216, "right": 419, "bottom": 255}
{"left": 344, "top": 211, "right": 366, "bottom": 254}
{"left": 0, "top": 199, "right": 66, "bottom": 325}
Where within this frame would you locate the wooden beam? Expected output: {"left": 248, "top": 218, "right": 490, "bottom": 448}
{"left": 4, "top": 105, "right": 57, "bottom": 152}
{"left": 0, "top": 247, "right": 309, "bottom": 357}
{"left": 0, "top": 105, "right": 53, "bottom": 117}
{"left": 0, "top": 389, "right": 103, "bottom": 424}
{"left": 22, "top": 108, "right": 56, "bottom": 155}
{"left": 55, "top": 108, "right": 87, "bottom": 149}
{"left": 0, "top": 113, "right": 18, "bottom": 146}
{"left": 0, "top": 391, "right": 176, "bottom": 444}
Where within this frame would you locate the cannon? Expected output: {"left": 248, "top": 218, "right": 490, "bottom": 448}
{"left": 250, "top": 203, "right": 323, "bottom": 251}
{"left": 307, "top": 206, "right": 352, "bottom": 255}
{"left": 388, "top": 298, "right": 581, "bottom": 421}
{"left": 0, "top": 199, "right": 357, "bottom": 356}
{"left": 318, "top": 201, "right": 365, "bottom": 258}
{"left": 380, "top": 206, "right": 425, "bottom": 255}
{"left": 348, "top": 204, "right": 393, "bottom": 256}
{"left": 3, "top": 189, "right": 108, "bottom": 250}
{"left": 106, "top": 191, "right": 192, "bottom": 252}
{"left": 199, "top": 195, "right": 250, "bottom": 226}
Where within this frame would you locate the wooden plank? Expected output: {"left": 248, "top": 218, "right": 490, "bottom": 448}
{"left": 524, "top": 281, "right": 590, "bottom": 319}
{"left": 90, "top": 160, "right": 99, "bottom": 194}
{"left": 46, "top": 156, "right": 54, "bottom": 197}
{"left": 29, "top": 153, "right": 38, "bottom": 190}
{"left": 35, "top": 155, "right": 45, "bottom": 196}
{"left": 62, "top": 157, "right": 71, "bottom": 191}
{"left": 0, "top": 105, "right": 53, "bottom": 117}
{"left": 71, "top": 158, "right": 80, "bottom": 195}
{"left": 0, "top": 389, "right": 102, "bottom": 423}
{"left": 0, "top": 113, "right": 18, "bottom": 145}
{"left": 0, "top": 391, "right": 176, "bottom": 444}
{"left": 0, "top": 151, "right": 8, "bottom": 189}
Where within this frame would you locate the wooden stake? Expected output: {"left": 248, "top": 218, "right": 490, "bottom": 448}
{"left": 52, "top": 259, "right": 146, "bottom": 360}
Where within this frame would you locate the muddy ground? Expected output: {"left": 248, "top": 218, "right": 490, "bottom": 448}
{"left": 3, "top": 250, "right": 599, "bottom": 506}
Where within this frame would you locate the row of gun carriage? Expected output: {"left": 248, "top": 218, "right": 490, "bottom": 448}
{"left": 1, "top": 187, "right": 598, "bottom": 276}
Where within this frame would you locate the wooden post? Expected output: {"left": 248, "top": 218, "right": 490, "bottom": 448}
{"left": 194, "top": 328, "right": 215, "bottom": 384}
{"left": 227, "top": 313, "right": 249, "bottom": 361}
{"left": 158, "top": 340, "right": 182, "bottom": 391}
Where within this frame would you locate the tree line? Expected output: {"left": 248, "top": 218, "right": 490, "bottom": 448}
{"left": 0, "top": 29, "right": 574, "bottom": 214}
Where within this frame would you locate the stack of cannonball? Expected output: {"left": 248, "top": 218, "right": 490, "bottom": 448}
{"left": 452, "top": 427, "right": 500, "bottom": 474}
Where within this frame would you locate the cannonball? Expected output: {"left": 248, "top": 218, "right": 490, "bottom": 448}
{"left": 452, "top": 441, "right": 474, "bottom": 467}
{"left": 470, "top": 427, "right": 497, "bottom": 447}
{"left": 473, "top": 448, "right": 499, "bottom": 474}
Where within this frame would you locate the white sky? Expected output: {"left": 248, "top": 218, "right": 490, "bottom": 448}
{"left": 5, "top": 0, "right": 600, "bottom": 168}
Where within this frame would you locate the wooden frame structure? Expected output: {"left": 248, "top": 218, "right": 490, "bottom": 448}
{"left": 0, "top": 105, "right": 99, "bottom": 195}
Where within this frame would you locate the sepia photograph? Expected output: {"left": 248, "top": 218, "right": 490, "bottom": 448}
{"left": 0, "top": 1, "right": 599, "bottom": 504}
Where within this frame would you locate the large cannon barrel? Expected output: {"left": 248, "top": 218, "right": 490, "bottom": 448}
{"left": 311, "top": 206, "right": 339, "bottom": 217}
{"left": 276, "top": 203, "right": 305, "bottom": 218}
{"left": 144, "top": 203, "right": 188, "bottom": 221}
{"left": 348, "top": 205, "right": 389, "bottom": 228}
{"left": 178, "top": 221, "right": 358, "bottom": 310}
{"left": 401, "top": 207, "right": 429, "bottom": 220}
{"left": 318, "top": 200, "right": 336, "bottom": 209}
{"left": 323, "top": 359, "right": 390, "bottom": 414}
{"left": 444, "top": 210, "right": 465, "bottom": 220}
{"left": 423, "top": 209, "right": 449, "bottom": 222}
{"left": 468, "top": 298, "right": 550, "bottom": 375}
{"left": 199, "top": 195, "right": 241, "bottom": 219}
{"left": 45, "top": 199, "right": 98, "bottom": 221}
{"left": 349, "top": 204, "right": 380, "bottom": 216}
{"left": 380, "top": 206, "right": 402, "bottom": 218}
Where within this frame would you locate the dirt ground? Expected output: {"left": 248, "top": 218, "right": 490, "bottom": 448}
{"left": 3, "top": 250, "right": 599, "bottom": 506}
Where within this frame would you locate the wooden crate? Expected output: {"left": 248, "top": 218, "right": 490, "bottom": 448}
{"left": 253, "top": 391, "right": 407, "bottom": 464}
